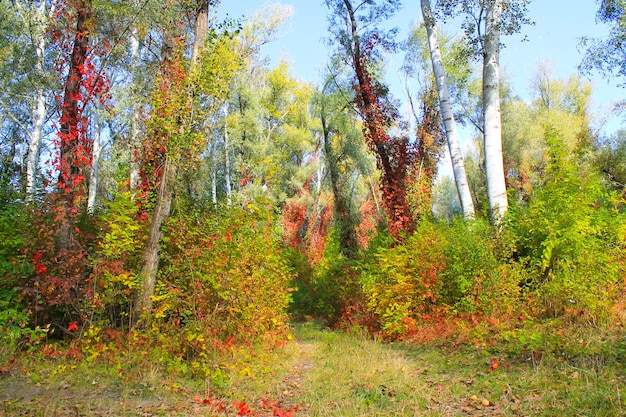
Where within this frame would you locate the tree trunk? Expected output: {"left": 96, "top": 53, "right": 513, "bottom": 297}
{"left": 56, "top": 0, "right": 93, "bottom": 251}
{"left": 211, "top": 138, "right": 218, "bottom": 207}
{"left": 26, "top": 82, "right": 46, "bottom": 202}
{"left": 58, "top": 0, "right": 92, "bottom": 204}
{"left": 224, "top": 106, "right": 232, "bottom": 206}
{"left": 191, "top": 1, "right": 210, "bottom": 67}
{"left": 483, "top": 0, "right": 508, "bottom": 223}
{"left": 129, "top": 27, "right": 142, "bottom": 191}
{"left": 87, "top": 108, "right": 102, "bottom": 213}
{"left": 321, "top": 118, "right": 358, "bottom": 256}
{"left": 421, "top": 0, "right": 475, "bottom": 219}
{"left": 135, "top": 157, "right": 174, "bottom": 319}
{"left": 20, "top": 0, "right": 53, "bottom": 202}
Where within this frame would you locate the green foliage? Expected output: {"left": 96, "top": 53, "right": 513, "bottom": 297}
{"left": 507, "top": 126, "right": 626, "bottom": 320}
{"left": 0, "top": 202, "right": 31, "bottom": 283}
{"left": 155, "top": 201, "right": 294, "bottom": 356}
{"left": 0, "top": 202, "right": 53, "bottom": 359}
{"left": 291, "top": 230, "right": 363, "bottom": 326}
{"left": 360, "top": 222, "right": 445, "bottom": 338}
{"left": 438, "top": 219, "right": 504, "bottom": 314}
{"left": 89, "top": 191, "right": 144, "bottom": 327}
{"left": 595, "top": 129, "right": 626, "bottom": 194}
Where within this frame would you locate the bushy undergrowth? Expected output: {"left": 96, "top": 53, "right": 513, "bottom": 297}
{"left": 331, "top": 128, "right": 626, "bottom": 355}
{"left": 156, "top": 201, "right": 294, "bottom": 354}
{"left": 2, "top": 192, "right": 295, "bottom": 367}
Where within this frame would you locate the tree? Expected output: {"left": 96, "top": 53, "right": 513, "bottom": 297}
{"left": 135, "top": 1, "right": 240, "bottom": 320}
{"left": 502, "top": 65, "right": 595, "bottom": 201}
{"left": 580, "top": 0, "right": 626, "bottom": 84}
{"left": 436, "top": 0, "right": 531, "bottom": 223}
{"left": 314, "top": 73, "right": 364, "bottom": 256}
{"left": 482, "top": 0, "right": 507, "bottom": 222}
{"left": 0, "top": 1, "right": 58, "bottom": 202}
{"left": 325, "top": 0, "right": 415, "bottom": 239}
{"left": 420, "top": 0, "right": 475, "bottom": 218}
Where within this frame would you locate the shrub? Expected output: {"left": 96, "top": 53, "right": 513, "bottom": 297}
{"left": 507, "top": 127, "right": 626, "bottom": 322}
{"left": 155, "top": 201, "right": 294, "bottom": 356}
{"left": 88, "top": 191, "right": 145, "bottom": 328}
{"left": 360, "top": 222, "right": 446, "bottom": 338}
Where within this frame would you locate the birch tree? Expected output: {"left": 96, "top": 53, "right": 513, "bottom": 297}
{"left": 482, "top": 0, "right": 507, "bottom": 222}
{"left": 436, "top": 0, "right": 531, "bottom": 223}
{"left": 420, "top": 0, "right": 475, "bottom": 218}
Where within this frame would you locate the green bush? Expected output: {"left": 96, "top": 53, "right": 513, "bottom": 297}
{"left": 89, "top": 191, "right": 145, "bottom": 328}
{"left": 156, "top": 201, "right": 294, "bottom": 356}
{"left": 360, "top": 222, "right": 446, "bottom": 338}
{"left": 507, "top": 127, "right": 626, "bottom": 321}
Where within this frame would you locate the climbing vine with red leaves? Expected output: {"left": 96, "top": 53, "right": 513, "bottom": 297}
{"left": 282, "top": 174, "right": 334, "bottom": 265}
{"left": 21, "top": 0, "right": 111, "bottom": 326}
{"left": 135, "top": 40, "right": 188, "bottom": 216}
{"left": 351, "top": 35, "right": 416, "bottom": 240}
{"left": 410, "top": 87, "right": 446, "bottom": 219}
{"left": 52, "top": 0, "right": 110, "bottom": 208}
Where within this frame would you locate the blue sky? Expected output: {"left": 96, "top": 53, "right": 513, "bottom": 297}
{"left": 218, "top": 0, "right": 624, "bottom": 173}
{"left": 219, "top": 1, "right": 621, "bottom": 107}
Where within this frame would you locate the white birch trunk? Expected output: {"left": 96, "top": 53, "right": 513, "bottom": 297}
{"left": 483, "top": 0, "right": 508, "bottom": 223}
{"left": 211, "top": 142, "right": 218, "bottom": 208}
{"left": 87, "top": 109, "right": 102, "bottom": 213}
{"left": 223, "top": 106, "right": 232, "bottom": 207}
{"left": 25, "top": 1, "right": 49, "bottom": 202}
{"left": 421, "top": 0, "right": 475, "bottom": 219}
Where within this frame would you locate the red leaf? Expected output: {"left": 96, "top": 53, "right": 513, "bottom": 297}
{"left": 68, "top": 322, "right": 79, "bottom": 332}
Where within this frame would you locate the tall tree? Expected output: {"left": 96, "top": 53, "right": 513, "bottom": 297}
{"left": 135, "top": 2, "right": 196, "bottom": 320}
{"left": 314, "top": 74, "right": 365, "bottom": 256}
{"left": 482, "top": 0, "right": 507, "bottom": 222}
{"left": 581, "top": 0, "right": 626, "bottom": 83}
{"left": 436, "top": 0, "right": 531, "bottom": 223}
{"left": 502, "top": 66, "right": 595, "bottom": 200}
{"left": 325, "top": 0, "right": 415, "bottom": 239}
{"left": 135, "top": 1, "right": 239, "bottom": 320}
{"left": 420, "top": 0, "right": 475, "bottom": 218}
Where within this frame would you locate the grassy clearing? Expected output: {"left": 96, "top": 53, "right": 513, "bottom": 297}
{"left": 0, "top": 322, "right": 624, "bottom": 416}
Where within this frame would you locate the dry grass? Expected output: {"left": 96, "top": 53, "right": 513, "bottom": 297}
{"left": 0, "top": 322, "right": 625, "bottom": 416}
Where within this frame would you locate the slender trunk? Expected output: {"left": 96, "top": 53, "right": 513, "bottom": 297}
{"left": 321, "top": 118, "right": 357, "bottom": 256}
{"left": 129, "top": 27, "right": 141, "bottom": 191}
{"left": 26, "top": 86, "right": 46, "bottom": 202}
{"left": 483, "top": 0, "right": 508, "bottom": 223}
{"left": 223, "top": 106, "right": 232, "bottom": 206}
{"left": 26, "top": 2, "right": 48, "bottom": 201}
{"left": 421, "top": 0, "right": 475, "bottom": 219}
{"left": 135, "top": 157, "right": 174, "bottom": 317}
{"left": 211, "top": 138, "right": 218, "bottom": 207}
{"left": 87, "top": 108, "right": 102, "bottom": 213}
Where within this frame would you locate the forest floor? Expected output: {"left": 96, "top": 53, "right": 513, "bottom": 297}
{"left": 0, "top": 322, "right": 624, "bottom": 416}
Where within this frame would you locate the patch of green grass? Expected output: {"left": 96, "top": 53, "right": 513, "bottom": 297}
{"left": 0, "top": 322, "right": 625, "bottom": 416}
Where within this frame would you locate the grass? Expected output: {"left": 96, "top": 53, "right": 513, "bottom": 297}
{"left": 0, "top": 322, "right": 625, "bottom": 416}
